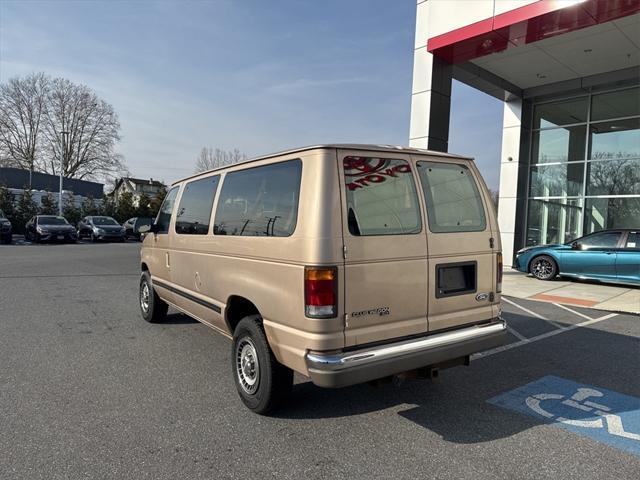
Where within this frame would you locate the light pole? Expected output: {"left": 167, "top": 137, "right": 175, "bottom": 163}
{"left": 59, "top": 131, "right": 70, "bottom": 216}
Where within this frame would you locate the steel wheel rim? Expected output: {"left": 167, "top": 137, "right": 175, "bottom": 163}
{"left": 140, "top": 282, "right": 150, "bottom": 312}
{"left": 532, "top": 258, "right": 553, "bottom": 279}
{"left": 235, "top": 338, "right": 260, "bottom": 395}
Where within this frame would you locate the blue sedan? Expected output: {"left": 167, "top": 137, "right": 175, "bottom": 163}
{"left": 514, "top": 229, "right": 640, "bottom": 286}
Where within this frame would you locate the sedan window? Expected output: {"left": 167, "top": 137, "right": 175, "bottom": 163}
{"left": 580, "top": 231, "right": 621, "bottom": 249}
{"left": 626, "top": 232, "right": 638, "bottom": 249}
{"left": 38, "top": 216, "right": 69, "bottom": 226}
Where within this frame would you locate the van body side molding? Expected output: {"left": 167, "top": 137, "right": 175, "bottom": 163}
{"left": 153, "top": 279, "right": 222, "bottom": 314}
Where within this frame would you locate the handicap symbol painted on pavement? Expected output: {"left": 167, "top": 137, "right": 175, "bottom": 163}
{"left": 488, "top": 375, "right": 640, "bottom": 457}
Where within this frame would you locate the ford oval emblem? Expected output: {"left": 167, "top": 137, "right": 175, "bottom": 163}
{"left": 475, "top": 293, "right": 489, "bottom": 302}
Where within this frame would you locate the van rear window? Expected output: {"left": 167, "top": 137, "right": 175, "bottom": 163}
{"left": 417, "top": 162, "right": 486, "bottom": 233}
{"left": 213, "top": 160, "right": 302, "bottom": 237}
{"left": 343, "top": 156, "right": 421, "bottom": 236}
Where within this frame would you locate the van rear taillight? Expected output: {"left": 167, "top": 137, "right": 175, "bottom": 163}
{"left": 305, "top": 267, "right": 337, "bottom": 318}
{"left": 496, "top": 252, "right": 503, "bottom": 293}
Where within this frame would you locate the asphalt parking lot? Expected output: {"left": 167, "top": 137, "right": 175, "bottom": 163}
{"left": 1, "top": 243, "right": 639, "bottom": 479}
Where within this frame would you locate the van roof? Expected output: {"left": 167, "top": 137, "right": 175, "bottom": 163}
{"left": 174, "top": 144, "right": 474, "bottom": 185}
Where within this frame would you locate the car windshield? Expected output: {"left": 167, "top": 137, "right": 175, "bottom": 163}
{"left": 39, "top": 216, "right": 68, "bottom": 225}
{"left": 92, "top": 216, "right": 119, "bottom": 226}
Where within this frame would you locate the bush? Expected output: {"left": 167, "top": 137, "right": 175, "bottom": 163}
{"left": 14, "top": 189, "right": 39, "bottom": 234}
{"left": 40, "top": 191, "right": 58, "bottom": 215}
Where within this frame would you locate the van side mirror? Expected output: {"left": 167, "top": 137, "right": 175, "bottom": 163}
{"left": 139, "top": 224, "right": 158, "bottom": 234}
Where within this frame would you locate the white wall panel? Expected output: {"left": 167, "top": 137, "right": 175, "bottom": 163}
{"left": 493, "top": 0, "right": 539, "bottom": 16}
{"left": 427, "top": 0, "right": 494, "bottom": 38}
{"left": 409, "top": 91, "right": 432, "bottom": 140}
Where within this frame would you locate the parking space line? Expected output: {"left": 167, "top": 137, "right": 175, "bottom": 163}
{"left": 507, "top": 326, "right": 529, "bottom": 342}
{"left": 502, "top": 297, "right": 564, "bottom": 329}
{"left": 553, "top": 302, "right": 594, "bottom": 321}
{"left": 473, "top": 312, "right": 618, "bottom": 360}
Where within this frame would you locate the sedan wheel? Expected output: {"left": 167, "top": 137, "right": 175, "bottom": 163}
{"left": 530, "top": 255, "right": 558, "bottom": 281}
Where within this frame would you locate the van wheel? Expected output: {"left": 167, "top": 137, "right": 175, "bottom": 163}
{"left": 530, "top": 255, "right": 558, "bottom": 281}
{"left": 139, "top": 271, "right": 168, "bottom": 322}
{"left": 232, "top": 315, "right": 293, "bottom": 415}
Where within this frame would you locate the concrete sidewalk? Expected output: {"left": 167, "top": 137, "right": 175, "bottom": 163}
{"left": 503, "top": 271, "right": 639, "bottom": 315}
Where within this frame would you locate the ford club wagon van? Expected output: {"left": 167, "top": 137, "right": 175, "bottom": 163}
{"left": 139, "top": 145, "right": 507, "bottom": 414}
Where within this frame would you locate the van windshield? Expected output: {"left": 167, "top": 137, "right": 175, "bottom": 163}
{"left": 416, "top": 162, "right": 486, "bottom": 233}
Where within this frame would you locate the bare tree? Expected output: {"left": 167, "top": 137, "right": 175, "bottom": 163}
{"left": 0, "top": 72, "right": 49, "bottom": 172}
{"left": 195, "top": 147, "right": 246, "bottom": 173}
{"left": 41, "top": 77, "right": 123, "bottom": 180}
{"left": 0, "top": 73, "right": 124, "bottom": 181}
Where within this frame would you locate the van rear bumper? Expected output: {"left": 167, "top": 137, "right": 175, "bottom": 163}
{"left": 305, "top": 318, "right": 507, "bottom": 388}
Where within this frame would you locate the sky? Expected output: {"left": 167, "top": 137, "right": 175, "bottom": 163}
{"left": 0, "top": 0, "right": 503, "bottom": 189}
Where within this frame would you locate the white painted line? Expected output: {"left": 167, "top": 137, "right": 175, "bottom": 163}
{"left": 502, "top": 297, "right": 564, "bottom": 329}
{"left": 507, "top": 326, "right": 529, "bottom": 342}
{"left": 472, "top": 312, "right": 618, "bottom": 359}
{"left": 553, "top": 302, "right": 594, "bottom": 321}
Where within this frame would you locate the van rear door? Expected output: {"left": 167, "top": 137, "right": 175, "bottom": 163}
{"left": 338, "top": 149, "right": 428, "bottom": 347}
{"left": 413, "top": 157, "right": 498, "bottom": 332}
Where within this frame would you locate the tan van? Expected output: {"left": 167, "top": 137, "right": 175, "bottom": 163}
{"left": 139, "top": 144, "right": 507, "bottom": 413}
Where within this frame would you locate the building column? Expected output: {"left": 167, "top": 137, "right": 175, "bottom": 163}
{"left": 409, "top": 1, "right": 452, "bottom": 152}
{"left": 498, "top": 99, "right": 524, "bottom": 267}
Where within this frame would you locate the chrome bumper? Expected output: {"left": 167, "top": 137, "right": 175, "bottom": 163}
{"left": 305, "top": 319, "right": 507, "bottom": 388}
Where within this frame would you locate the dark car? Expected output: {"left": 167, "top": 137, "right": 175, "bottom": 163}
{"left": 122, "top": 217, "right": 153, "bottom": 241}
{"left": 77, "top": 216, "right": 126, "bottom": 242}
{"left": 0, "top": 209, "right": 12, "bottom": 244}
{"left": 514, "top": 229, "right": 640, "bottom": 286}
{"left": 25, "top": 215, "right": 78, "bottom": 243}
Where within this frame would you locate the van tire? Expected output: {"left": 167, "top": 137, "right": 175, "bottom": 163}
{"left": 139, "top": 271, "right": 168, "bottom": 323}
{"left": 529, "top": 255, "right": 558, "bottom": 281}
{"left": 231, "top": 315, "right": 293, "bottom": 415}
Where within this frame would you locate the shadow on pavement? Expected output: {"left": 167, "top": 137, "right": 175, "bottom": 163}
{"left": 273, "top": 317, "right": 639, "bottom": 445}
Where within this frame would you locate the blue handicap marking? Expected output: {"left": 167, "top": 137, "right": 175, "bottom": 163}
{"left": 488, "top": 375, "right": 640, "bottom": 457}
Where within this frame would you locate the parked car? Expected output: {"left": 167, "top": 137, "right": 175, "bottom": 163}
{"left": 123, "top": 217, "right": 153, "bottom": 241}
{"left": 0, "top": 209, "right": 12, "bottom": 244}
{"left": 77, "top": 216, "right": 126, "bottom": 242}
{"left": 138, "top": 144, "right": 507, "bottom": 414}
{"left": 514, "top": 229, "right": 640, "bottom": 286}
{"left": 25, "top": 215, "right": 78, "bottom": 243}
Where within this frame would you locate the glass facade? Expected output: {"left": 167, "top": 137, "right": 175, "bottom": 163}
{"left": 525, "top": 85, "right": 640, "bottom": 246}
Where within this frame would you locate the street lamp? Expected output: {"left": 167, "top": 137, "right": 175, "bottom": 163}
{"left": 59, "top": 131, "right": 70, "bottom": 216}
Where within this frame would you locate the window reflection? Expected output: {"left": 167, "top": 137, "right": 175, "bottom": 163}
{"left": 587, "top": 158, "right": 640, "bottom": 196}
{"left": 585, "top": 198, "right": 640, "bottom": 234}
{"left": 589, "top": 118, "right": 640, "bottom": 160}
{"left": 531, "top": 125, "right": 586, "bottom": 163}
{"left": 526, "top": 198, "right": 582, "bottom": 246}
{"left": 533, "top": 97, "right": 588, "bottom": 129}
{"left": 591, "top": 87, "right": 640, "bottom": 121}
{"left": 530, "top": 163, "right": 584, "bottom": 197}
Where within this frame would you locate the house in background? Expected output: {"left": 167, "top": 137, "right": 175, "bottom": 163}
{"left": 110, "top": 177, "right": 166, "bottom": 207}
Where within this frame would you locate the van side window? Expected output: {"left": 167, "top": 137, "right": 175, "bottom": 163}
{"left": 155, "top": 186, "right": 179, "bottom": 234}
{"left": 417, "top": 162, "right": 486, "bottom": 233}
{"left": 175, "top": 176, "right": 219, "bottom": 235}
{"left": 343, "top": 156, "right": 421, "bottom": 236}
{"left": 213, "top": 160, "right": 302, "bottom": 237}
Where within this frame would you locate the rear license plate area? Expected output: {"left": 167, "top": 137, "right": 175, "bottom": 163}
{"left": 436, "top": 261, "right": 477, "bottom": 298}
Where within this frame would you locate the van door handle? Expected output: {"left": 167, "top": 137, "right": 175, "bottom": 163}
{"left": 166, "top": 252, "right": 170, "bottom": 268}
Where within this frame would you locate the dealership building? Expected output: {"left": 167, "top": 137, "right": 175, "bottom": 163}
{"left": 410, "top": 0, "right": 640, "bottom": 265}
